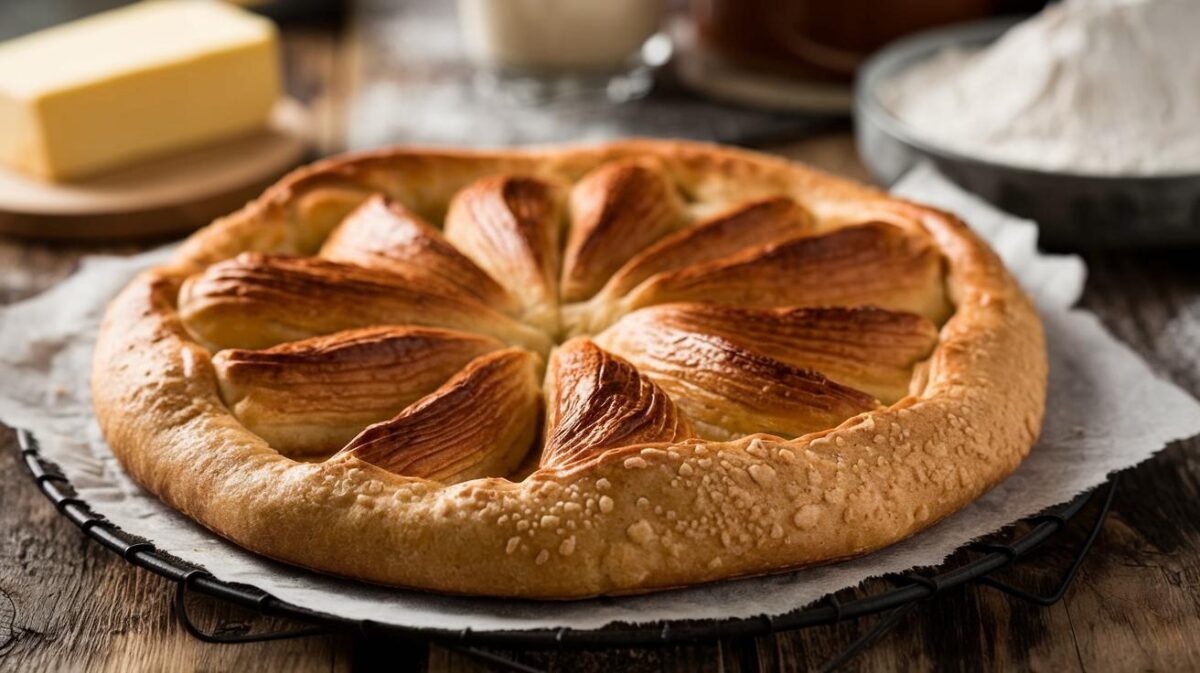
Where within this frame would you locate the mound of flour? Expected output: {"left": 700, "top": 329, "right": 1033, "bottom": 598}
{"left": 883, "top": 0, "right": 1200, "bottom": 176}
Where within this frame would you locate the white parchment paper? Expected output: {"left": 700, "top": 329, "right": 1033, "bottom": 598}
{"left": 1, "top": 165, "right": 1198, "bottom": 631}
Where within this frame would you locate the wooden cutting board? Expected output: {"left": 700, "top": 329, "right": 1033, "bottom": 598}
{"left": 0, "top": 98, "right": 311, "bottom": 241}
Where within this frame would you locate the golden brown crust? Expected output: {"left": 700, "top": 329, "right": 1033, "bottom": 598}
{"left": 561, "top": 159, "right": 685, "bottom": 303}
{"left": 335, "top": 348, "right": 541, "bottom": 484}
{"left": 541, "top": 338, "right": 693, "bottom": 469}
{"left": 320, "top": 195, "right": 516, "bottom": 314}
{"left": 600, "top": 196, "right": 815, "bottom": 300}
{"left": 178, "top": 252, "right": 551, "bottom": 353}
{"left": 444, "top": 175, "right": 564, "bottom": 333}
{"left": 92, "top": 139, "right": 1046, "bottom": 599}
{"left": 211, "top": 326, "right": 504, "bottom": 458}
{"left": 595, "top": 322, "right": 880, "bottom": 441}
{"left": 606, "top": 304, "right": 938, "bottom": 404}
{"left": 622, "top": 222, "right": 951, "bottom": 324}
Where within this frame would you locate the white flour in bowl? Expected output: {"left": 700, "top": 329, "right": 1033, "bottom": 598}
{"left": 882, "top": 0, "right": 1200, "bottom": 176}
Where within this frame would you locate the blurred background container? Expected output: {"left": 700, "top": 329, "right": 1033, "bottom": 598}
{"left": 691, "top": 0, "right": 1044, "bottom": 82}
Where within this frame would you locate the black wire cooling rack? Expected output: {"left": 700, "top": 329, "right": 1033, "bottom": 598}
{"left": 18, "top": 428, "right": 1117, "bottom": 672}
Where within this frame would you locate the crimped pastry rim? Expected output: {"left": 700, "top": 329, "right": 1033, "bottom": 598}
{"left": 92, "top": 139, "right": 1046, "bottom": 598}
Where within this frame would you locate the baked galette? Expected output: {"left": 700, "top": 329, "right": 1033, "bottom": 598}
{"left": 92, "top": 140, "right": 1045, "bottom": 598}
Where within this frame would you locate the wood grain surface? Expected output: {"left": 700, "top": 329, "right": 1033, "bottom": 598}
{"left": 2, "top": 24, "right": 1199, "bottom": 673}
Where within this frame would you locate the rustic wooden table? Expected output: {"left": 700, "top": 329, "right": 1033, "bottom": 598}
{"left": 2, "top": 25, "right": 1199, "bottom": 673}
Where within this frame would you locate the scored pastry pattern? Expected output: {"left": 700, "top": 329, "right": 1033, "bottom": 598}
{"left": 94, "top": 141, "right": 1047, "bottom": 597}
{"left": 175, "top": 158, "right": 949, "bottom": 483}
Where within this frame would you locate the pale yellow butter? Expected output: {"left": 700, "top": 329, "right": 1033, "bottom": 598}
{"left": 0, "top": 0, "right": 280, "bottom": 181}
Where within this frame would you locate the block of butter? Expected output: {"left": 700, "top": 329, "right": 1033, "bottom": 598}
{"left": 0, "top": 0, "right": 280, "bottom": 181}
